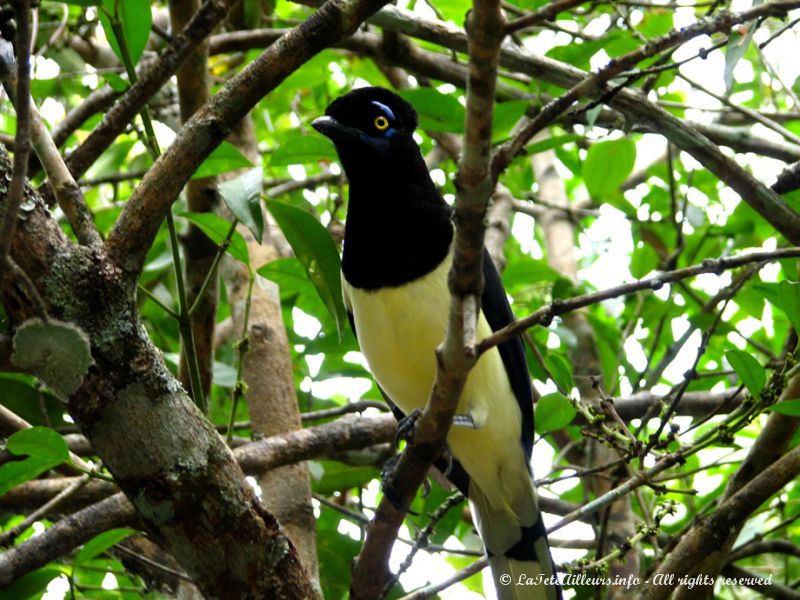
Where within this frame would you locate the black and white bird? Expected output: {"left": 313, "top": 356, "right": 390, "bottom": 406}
{"left": 312, "top": 87, "right": 561, "bottom": 600}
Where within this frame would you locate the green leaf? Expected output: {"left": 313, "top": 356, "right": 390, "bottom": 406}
{"left": 535, "top": 393, "right": 576, "bottom": 434}
{"left": 12, "top": 318, "right": 93, "bottom": 396}
{"left": 317, "top": 507, "right": 362, "bottom": 599}
{"left": 75, "top": 528, "right": 136, "bottom": 566}
{"left": 212, "top": 360, "right": 237, "bottom": 389}
{"left": 398, "top": 88, "right": 465, "bottom": 133}
{"left": 269, "top": 135, "right": 336, "bottom": 166}
{"left": 725, "top": 350, "right": 766, "bottom": 396}
{"left": 258, "top": 258, "right": 334, "bottom": 328}
{"left": 180, "top": 212, "right": 249, "bottom": 266}
{"left": 102, "top": 72, "right": 128, "bottom": 92}
{"left": 7, "top": 427, "right": 70, "bottom": 464}
{"left": 585, "top": 104, "right": 604, "bottom": 129}
{"left": 311, "top": 461, "right": 379, "bottom": 494}
{"left": 630, "top": 244, "right": 659, "bottom": 278}
{"left": 0, "top": 428, "right": 71, "bottom": 496}
{"left": 218, "top": 168, "right": 264, "bottom": 242}
{"left": 544, "top": 354, "right": 573, "bottom": 392}
{"left": 85, "top": 139, "right": 136, "bottom": 181}
{"left": 193, "top": 142, "right": 253, "bottom": 179}
{"left": 98, "top": 0, "right": 152, "bottom": 67}
{"left": 769, "top": 399, "right": 800, "bottom": 417}
{"left": 583, "top": 138, "right": 636, "bottom": 199}
{"left": 0, "top": 568, "right": 64, "bottom": 600}
{"left": 789, "top": 427, "right": 800, "bottom": 449}
{"left": 637, "top": 9, "right": 673, "bottom": 38}
{"left": 243, "top": 0, "right": 261, "bottom": 27}
{"left": 265, "top": 201, "right": 347, "bottom": 339}
{"left": 778, "top": 281, "right": 800, "bottom": 333}
{"left": 492, "top": 101, "right": 528, "bottom": 142}
{"left": 753, "top": 282, "right": 780, "bottom": 309}
{"left": 0, "top": 456, "right": 64, "bottom": 497}
{"left": 501, "top": 255, "right": 560, "bottom": 293}
{"left": 724, "top": 20, "right": 757, "bottom": 91}
{"left": 430, "top": 0, "right": 470, "bottom": 22}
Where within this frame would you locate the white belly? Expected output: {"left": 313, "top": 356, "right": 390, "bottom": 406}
{"left": 343, "top": 253, "right": 529, "bottom": 515}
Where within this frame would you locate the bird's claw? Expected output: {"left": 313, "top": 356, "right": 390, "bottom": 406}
{"left": 440, "top": 446, "right": 455, "bottom": 478}
{"left": 380, "top": 454, "right": 421, "bottom": 515}
{"left": 395, "top": 408, "right": 422, "bottom": 446}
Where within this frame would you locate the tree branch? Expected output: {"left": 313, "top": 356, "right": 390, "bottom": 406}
{"left": 0, "top": 2, "right": 32, "bottom": 282}
{"left": 638, "top": 444, "right": 800, "bottom": 600}
{"left": 59, "top": 0, "right": 238, "bottom": 184}
{"left": 355, "top": 3, "right": 800, "bottom": 244}
{"left": 491, "top": 0, "right": 800, "bottom": 179}
{"left": 477, "top": 247, "right": 800, "bottom": 355}
{"left": 0, "top": 414, "right": 396, "bottom": 518}
{"left": 0, "top": 493, "right": 138, "bottom": 589}
{"left": 106, "top": 0, "right": 393, "bottom": 276}
{"left": 349, "top": 0, "right": 506, "bottom": 595}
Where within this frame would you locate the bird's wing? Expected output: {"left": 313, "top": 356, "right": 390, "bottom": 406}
{"left": 479, "top": 248, "right": 535, "bottom": 461}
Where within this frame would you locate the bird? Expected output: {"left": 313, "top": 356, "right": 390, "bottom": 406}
{"left": 312, "top": 86, "right": 561, "bottom": 600}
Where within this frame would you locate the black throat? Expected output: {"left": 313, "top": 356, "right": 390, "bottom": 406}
{"left": 341, "top": 137, "right": 453, "bottom": 291}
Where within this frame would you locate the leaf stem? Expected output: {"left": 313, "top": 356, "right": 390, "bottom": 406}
{"left": 107, "top": 14, "right": 206, "bottom": 411}
{"left": 227, "top": 273, "right": 254, "bottom": 444}
{"left": 69, "top": 461, "right": 116, "bottom": 483}
{"left": 189, "top": 219, "right": 237, "bottom": 318}
{"left": 137, "top": 284, "right": 179, "bottom": 318}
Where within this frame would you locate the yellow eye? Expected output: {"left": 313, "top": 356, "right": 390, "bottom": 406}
{"left": 374, "top": 115, "right": 389, "bottom": 131}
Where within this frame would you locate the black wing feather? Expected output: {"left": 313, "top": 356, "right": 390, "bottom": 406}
{"left": 480, "top": 248, "right": 535, "bottom": 461}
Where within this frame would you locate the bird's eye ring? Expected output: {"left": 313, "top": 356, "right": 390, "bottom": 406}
{"left": 374, "top": 115, "right": 390, "bottom": 131}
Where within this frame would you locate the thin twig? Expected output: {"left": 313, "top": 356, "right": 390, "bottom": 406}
{"left": 106, "top": 10, "right": 206, "bottom": 411}
{"left": 397, "top": 558, "right": 489, "bottom": 600}
{"left": 0, "top": 1, "right": 32, "bottom": 282}
{"left": 0, "top": 475, "right": 90, "bottom": 547}
{"left": 680, "top": 73, "right": 800, "bottom": 147}
{"left": 227, "top": 275, "right": 254, "bottom": 444}
{"left": 476, "top": 247, "right": 800, "bottom": 355}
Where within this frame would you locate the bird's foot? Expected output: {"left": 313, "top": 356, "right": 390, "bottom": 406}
{"left": 439, "top": 445, "right": 455, "bottom": 478}
{"left": 380, "top": 453, "right": 423, "bottom": 514}
{"left": 395, "top": 408, "right": 422, "bottom": 446}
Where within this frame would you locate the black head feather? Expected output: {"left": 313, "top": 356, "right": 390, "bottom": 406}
{"left": 325, "top": 86, "right": 419, "bottom": 134}
{"left": 313, "top": 86, "right": 453, "bottom": 289}
{"left": 312, "top": 87, "right": 424, "bottom": 183}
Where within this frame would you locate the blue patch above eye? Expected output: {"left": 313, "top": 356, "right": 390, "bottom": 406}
{"left": 371, "top": 101, "right": 396, "bottom": 122}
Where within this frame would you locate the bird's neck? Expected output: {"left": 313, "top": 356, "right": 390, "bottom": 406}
{"left": 341, "top": 157, "right": 453, "bottom": 291}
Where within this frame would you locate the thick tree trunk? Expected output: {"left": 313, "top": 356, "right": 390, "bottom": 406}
{"left": 0, "top": 146, "right": 313, "bottom": 599}
{"left": 223, "top": 116, "right": 322, "bottom": 594}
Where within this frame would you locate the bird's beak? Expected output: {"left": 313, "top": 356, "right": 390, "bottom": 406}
{"left": 311, "top": 115, "right": 362, "bottom": 143}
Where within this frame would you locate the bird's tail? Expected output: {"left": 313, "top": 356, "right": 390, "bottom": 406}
{"left": 470, "top": 481, "right": 561, "bottom": 600}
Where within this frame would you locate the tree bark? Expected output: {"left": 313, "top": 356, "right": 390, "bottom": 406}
{"left": 223, "top": 116, "right": 321, "bottom": 595}
{"left": 0, "top": 145, "right": 314, "bottom": 599}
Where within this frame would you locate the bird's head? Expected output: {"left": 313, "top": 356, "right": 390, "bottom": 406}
{"left": 312, "top": 87, "right": 420, "bottom": 181}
